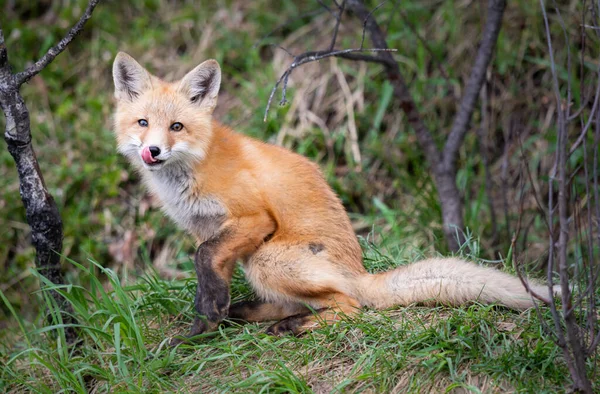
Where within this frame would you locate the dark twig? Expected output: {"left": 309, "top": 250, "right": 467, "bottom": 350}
{"left": 263, "top": 43, "right": 296, "bottom": 58}
{"left": 567, "top": 71, "right": 600, "bottom": 153}
{"left": 518, "top": 135, "right": 551, "bottom": 233}
{"left": 264, "top": 47, "right": 396, "bottom": 121}
{"left": 541, "top": 0, "right": 594, "bottom": 391}
{"left": 442, "top": 0, "right": 506, "bottom": 173}
{"left": 336, "top": 52, "right": 394, "bottom": 66}
{"left": 345, "top": 0, "right": 440, "bottom": 167}
{"left": 262, "top": 0, "right": 395, "bottom": 121}
{"left": 358, "top": 1, "right": 388, "bottom": 50}
{"left": 15, "top": 0, "right": 100, "bottom": 86}
{"left": 328, "top": 0, "right": 346, "bottom": 51}
{"left": 552, "top": 0, "right": 572, "bottom": 119}
{"left": 511, "top": 165, "right": 551, "bottom": 305}
{"left": 549, "top": 61, "right": 600, "bottom": 178}
{"left": 316, "top": 0, "right": 334, "bottom": 14}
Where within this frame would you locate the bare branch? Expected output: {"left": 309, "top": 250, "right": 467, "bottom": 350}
{"left": 14, "top": 0, "right": 101, "bottom": 86}
{"left": 541, "top": 0, "right": 594, "bottom": 390}
{"left": 346, "top": 0, "right": 439, "bottom": 164}
{"left": 511, "top": 166, "right": 553, "bottom": 305}
{"left": 518, "top": 133, "right": 551, "bottom": 232}
{"left": 264, "top": 0, "right": 507, "bottom": 252}
{"left": 263, "top": 0, "right": 397, "bottom": 123}
{"left": 263, "top": 43, "right": 296, "bottom": 58}
{"left": 328, "top": 0, "right": 346, "bottom": 51}
{"left": 347, "top": 0, "right": 475, "bottom": 249}
{"left": 358, "top": 1, "right": 388, "bottom": 50}
{"left": 336, "top": 52, "right": 394, "bottom": 66}
{"left": 566, "top": 69, "right": 600, "bottom": 154}
{"left": 264, "top": 46, "right": 395, "bottom": 121}
{"left": 443, "top": 0, "right": 506, "bottom": 172}
{"left": 316, "top": 0, "right": 335, "bottom": 15}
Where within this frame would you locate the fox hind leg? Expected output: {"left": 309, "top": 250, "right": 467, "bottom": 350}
{"left": 244, "top": 242, "right": 363, "bottom": 335}
{"left": 266, "top": 293, "right": 361, "bottom": 336}
{"left": 228, "top": 300, "right": 309, "bottom": 323}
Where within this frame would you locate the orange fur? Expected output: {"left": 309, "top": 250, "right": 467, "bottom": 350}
{"left": 112, "top": 53, "right": 550, "bottom": 339}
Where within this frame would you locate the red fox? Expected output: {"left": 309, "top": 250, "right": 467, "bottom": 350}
{"left": 112, "top": 52, "right": 551, "bottom": 343}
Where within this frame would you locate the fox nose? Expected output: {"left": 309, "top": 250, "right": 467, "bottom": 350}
{"left": 149, "top": 146, "right": 161, "bottom": 158}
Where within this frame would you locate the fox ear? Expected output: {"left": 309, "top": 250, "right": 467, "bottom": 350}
{"left": 112, "top": 52, "right": 151, "bottom": 101}
{"left": 179, "top": 59, "right": 221, "bottom": 112}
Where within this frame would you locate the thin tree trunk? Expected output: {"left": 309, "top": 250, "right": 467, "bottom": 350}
{"left": 0, "top": 0, "right": 100, "bottom": 344}
{"left": 346, "top": 0, "right": 506, "bottom": 251}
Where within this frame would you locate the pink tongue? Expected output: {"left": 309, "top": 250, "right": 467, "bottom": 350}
{"left": 141, "top": 147, "right": 158, "bottom": 164}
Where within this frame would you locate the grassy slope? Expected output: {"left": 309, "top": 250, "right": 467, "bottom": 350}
{"left": 0, "top": 0, "right": 593, "bottom": 392}
{"left": 1, "top": 251, "right": 568, "bottom": 393}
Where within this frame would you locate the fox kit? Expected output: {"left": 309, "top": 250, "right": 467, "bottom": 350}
{"left": 112, "top": 52, "right": 550, "bottom": 343}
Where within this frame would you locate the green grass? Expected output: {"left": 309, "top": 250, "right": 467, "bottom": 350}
{"left": 0, "top": 251, "right": 573, "bottom": 393}
{"left": 0, "top": 0, "right": 597, "bottom": 392}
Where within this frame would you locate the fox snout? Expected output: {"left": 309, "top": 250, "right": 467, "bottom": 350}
{"left": 141, "top": 146, "right": 161, "bottom": 164}
{"left": 139, "top": 144, "right": 171, "bottom": 168}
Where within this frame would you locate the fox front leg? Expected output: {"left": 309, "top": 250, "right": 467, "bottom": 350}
{"left": 171, "top": 237, "right": 230, "bottom": 345}
{"left": 192, "top": 237, "right": 232, "bottom": 334}
{"left": 171, "top": 213, "right": 276, "bottom": 345}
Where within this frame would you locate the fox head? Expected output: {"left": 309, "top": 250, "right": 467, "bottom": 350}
{"left": 112, "top": 52, "right": 221, "bottom": 171}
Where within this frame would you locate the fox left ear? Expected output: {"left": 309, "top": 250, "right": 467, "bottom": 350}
{"left": 179, "top": 59, "right": 221, "bottom": 113}
{"left": 112, "top": 52, "right": 152, "bottom": 101}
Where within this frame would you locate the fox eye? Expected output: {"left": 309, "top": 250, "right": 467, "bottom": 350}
{"left": 138, "top": 119, "right": 148, "bottom": 127}
{"left": 170, "top": 122, "right": 183, "bottom": 132}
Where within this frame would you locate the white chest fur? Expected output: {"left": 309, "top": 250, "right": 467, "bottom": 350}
{"left": 145, "top": 163, "right": 226, "bottom": 242}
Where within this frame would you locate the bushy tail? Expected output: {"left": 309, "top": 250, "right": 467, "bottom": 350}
{"left": 354, "top": 257, "right": 552, "bottom": 310}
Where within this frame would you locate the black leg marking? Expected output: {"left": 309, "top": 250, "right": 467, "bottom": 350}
{"left": 194, "top": 237, "right": 230, "bottom": 320}
{"left": 172, "top": 235, "right": 231, "bottom": 345}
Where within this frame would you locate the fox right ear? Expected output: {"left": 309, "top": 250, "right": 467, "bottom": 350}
{"left": 112, "top": 52, "right": 151, "bottom": 101}
{"left": 179, "top": 59, "right": 221, "bottom": 113}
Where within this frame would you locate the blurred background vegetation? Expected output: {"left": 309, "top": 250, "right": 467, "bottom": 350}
{"left": 0, "top": 0, "right": 588, "bottom": 324}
